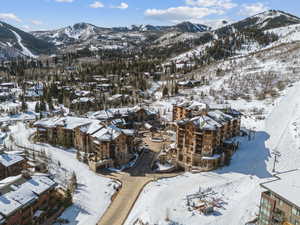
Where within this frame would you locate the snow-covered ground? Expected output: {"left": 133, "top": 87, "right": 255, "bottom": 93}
{"left": 5, "top": 123, "right": 117, "bottom": 225}
{"left": 124, "top": 82, "right": 300, "bottom": 225}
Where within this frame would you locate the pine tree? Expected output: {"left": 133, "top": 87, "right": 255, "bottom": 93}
{"left": 40, "top": 100, "right": 47, "bottom": 112}
{"left": 35, "top": 102, "right": 40, "bottom": 113}
{"left": 162, "top": 86, "right": 169, "bottom": 97}
{"left": 21, "top": 98, "right": 28, "bottom": 112}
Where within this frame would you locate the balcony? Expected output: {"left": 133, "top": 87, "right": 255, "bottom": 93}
{"left": 272, "top": 209, "right": 285, "bottom": 225}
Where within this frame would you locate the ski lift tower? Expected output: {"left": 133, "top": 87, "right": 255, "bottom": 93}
{"left": 272, "top": 150, "right": 281, "bottom": 173}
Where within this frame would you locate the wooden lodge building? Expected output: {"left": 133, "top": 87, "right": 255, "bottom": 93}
{"left": 34, "top": 116, "right": 135, "bottom": 171}
{"left": 172, "top": 101, "right": 242, "bottom": 172}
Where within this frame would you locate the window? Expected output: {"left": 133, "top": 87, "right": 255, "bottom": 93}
{"left": 292, "top": 207, "right": 300, "bottom": 216}
{"left": 292, "top": 218, "right": 300, "bottom": 225}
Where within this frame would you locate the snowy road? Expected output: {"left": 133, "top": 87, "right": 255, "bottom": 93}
{"left": 4, "top": 83, "right": 300, "bottom": 225}
{"left": 6, "top": 123, "right": 117, "bottom": 225}
{"left": 124, "top": 83, "right": 300, "bottom": 225}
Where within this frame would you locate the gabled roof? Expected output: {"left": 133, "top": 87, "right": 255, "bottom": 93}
{"left": 91, "top": 125, "right": 134, "bottom": 142}
{"left": 34, "top": 117, "right": 98, "bottom": 130}
{"left": 190, "top": 115, "right": 222, "bottom": 131}
{"left": 176, "top": 100, "right": 207, "bottom": 111}
{"left": 207, "top": 110, "right": 233, "bottom": 124}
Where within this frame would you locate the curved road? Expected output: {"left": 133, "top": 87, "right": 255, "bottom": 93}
{"left": 97, "top": 137, "right": 180, "bottom": 225}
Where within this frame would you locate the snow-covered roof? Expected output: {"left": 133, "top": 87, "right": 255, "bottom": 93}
{"left": 22, "top": 175, "right": 56, "bottom": 195}
{"left": 0, "top": 175, "right": 55, "bottom": 216}
{"left": 176, "top": 100, "right": 207, "bottom": 111}
{"left": 72, "top": 97, "right": 95, "bottom": 104}
{"left": 207, "top": 110, "right": 233, "bottom": 124}
{"left": 208, "top": 104, "right": 230, "bottom": 110}
{"left": 92, "top": 125, "right": 134, "bottom": 142}
{"left": 90, "top": 107, "right": 135, "bottom": 120}
{"left": 34, "top": 117, "right": 98, "bottom": 130}
{"left": 190, "top": 115, "right": 222, "bottom": 130}
{"left": 75, "top": 90, "right": 90, "bottom": 97}
{"left": 0, "top": 194, "right": 22, "bottom": 216}
{"left": 80, "top": 122, "right": 104, "bottom": 135}
{"left": 261, "top": 170, "right": 300, "bottom": 208}
{"left": 0, "top": 154, "right": 24, "bottom": 167}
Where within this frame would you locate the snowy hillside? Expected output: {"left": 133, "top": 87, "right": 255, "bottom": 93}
{"left": 31, "top": 21, "right": 210, "bottom": 52}
{"left": 125, "top": 81, "right": 300, "bottom": 225}
{"left": 243, "top": 10, "right": 300, "bottom": 30}
{"left": 124, "top": 41, "right": 300, "bottom": 225}
{"left": 171, "top": 15, "right": 300, "bottom": 64}
{"left": 0, "top": 21, "right": 54, "bottom": 58}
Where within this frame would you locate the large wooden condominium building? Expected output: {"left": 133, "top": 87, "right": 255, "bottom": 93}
{"left": 34, "top": 116, "right": 135, "bottom": 171}
{"left": 258, "top": 170, "right": 300, "bottom": 225}
{"left": 0, "top": 174, "right": 63, "bottom": 225}
{"left": 173, "top": 101, "right": 241, "bottom": 172}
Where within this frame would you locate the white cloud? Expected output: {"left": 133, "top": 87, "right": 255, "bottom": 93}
{"left": 90, "top": 1, "right": 104, "bottom": 8}
{"left": 239, "top": 2, "right": 268, "bottom": 16}
{"left": 112, "top": 2, "right": 129, "bottom": 9}
{"left": 0, "top": 13, "right": 22, "bottom": 23}
{"left": 22, "top": 25, "right": 31, "bottom": 31}
{"left": 31, "top": 20, "right": 43, "bottom": 25}
{"left": 145, "top": 6, "right": 224, "bottom": 23}
{"left": 186, "top": 0, "right": 237, "bottom": 9}
{"left": 55, "top": 0, "right": 74, "bottom": 2}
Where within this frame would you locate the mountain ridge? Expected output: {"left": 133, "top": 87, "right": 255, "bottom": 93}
{"left": 0, "top": 9, "right": 299, "bottom": 59}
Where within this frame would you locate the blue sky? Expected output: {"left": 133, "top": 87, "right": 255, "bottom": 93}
{"left": 0, "top": 0, "right": 300, "bottom": 31}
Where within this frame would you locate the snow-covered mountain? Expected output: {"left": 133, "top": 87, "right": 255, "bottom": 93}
{"left": 0, "top": 9, "right": 299, "bottom": 59}
{"left": 234, "top": 10, "right": 300, "bottom": 31}
{"left": 0, "top": 21, "right": 54, "bottom": 59}
{"left": 30, "top": 10, "right": 299, "bottom": 54}
{"left": 170, "top": 10, "right": 300, "bottom": 64}
{"left": 31, "top": 21, "right": 210, "bottom": 51}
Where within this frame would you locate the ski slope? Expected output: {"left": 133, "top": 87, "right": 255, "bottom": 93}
{"left": 10, "top": 29, "right": 37, "bottom": 58}
{"left": 124, "top": 83, "right": 300, "bottom": 225}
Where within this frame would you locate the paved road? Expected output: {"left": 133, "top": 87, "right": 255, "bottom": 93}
{"left": 97, "top": 136, "right": 180, "bottom": 225}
